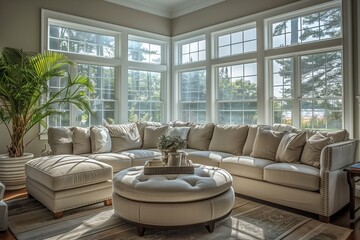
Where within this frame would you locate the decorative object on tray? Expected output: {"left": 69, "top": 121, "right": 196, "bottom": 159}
{"left": 156, "top": 135, "right": 186, "bottom": 165}
{"left": 143, "top": 159, "right": 194, "bottom": 175}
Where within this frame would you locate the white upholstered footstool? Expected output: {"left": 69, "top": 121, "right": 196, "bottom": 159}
{"left": 112, "top": 165, "right": 234, "bottom": 236}
{"left": 25, "top": 155, "right": 113, "bottom": 218}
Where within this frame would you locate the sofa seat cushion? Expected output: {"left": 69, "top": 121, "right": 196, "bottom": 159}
{"left": 220, "top": 156, "right": 274, "bottom": 180}
{"left": 25, "top": 155, "right": 113, "bottom": 191}
{"left": 187, "top": 151, "right": 234, "bottom": 167}
{"left": 263, "top": 163, "right": 320, "bottom": 191}
{"left": 118, "top": 149, "right": 162, "bottom": 166}
{"left": 82, "top": 153, "right": 132, "bottom": 172}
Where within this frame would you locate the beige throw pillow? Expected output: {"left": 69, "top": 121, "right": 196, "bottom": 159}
{"left": 47, "top": 127, "right": 73, "bottom": 155}
{"left": 187, "top": 123, "right": 215, "bottom": 150}
{"left": 250, "top": 129, "right": 285, "bottom": 161}
{"left": 106, "top": 123, "right": 142, "bottom": 152}
{"left": 209, "top": 124, "right": 249, "bottom": 155}
{"left": 319, "top": 129, "right": 349, "bottom": 143}
{"left": 72, "top": 127, "right": 91, "bottom": 154}
{"left": 90, "top": 126, "right": 111, "bottom": 153}
{"left": 300, "top": 132, "right": 333, "bottom": 168}
{"left": 143, "top": 125, "right": 169, "bottom": 149}
{"left": 275, "top": 132, "right": 306, "bottom": 163}
{"left": 243, "top": 125, "right": 271, "bottom": 156}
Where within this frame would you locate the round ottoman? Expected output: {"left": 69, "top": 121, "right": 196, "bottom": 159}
{"left": 112, "top": 165, "right": 234, "bottom": 236}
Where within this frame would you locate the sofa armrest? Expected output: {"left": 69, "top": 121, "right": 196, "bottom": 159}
{"left": 320, "top": 140, "right": 356, "bottom": 172}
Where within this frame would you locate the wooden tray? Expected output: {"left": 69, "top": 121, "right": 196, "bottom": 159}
{"left": 144, "top": 160, "right": 194, "bottom": 175}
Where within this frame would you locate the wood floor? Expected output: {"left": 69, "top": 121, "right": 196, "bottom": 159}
{"left": 1, "top": 189, "right": 360, "bottom": 240}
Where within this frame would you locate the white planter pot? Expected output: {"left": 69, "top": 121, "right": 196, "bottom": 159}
{"left": 0, "top": 153, "right": 34, "bottom": 190}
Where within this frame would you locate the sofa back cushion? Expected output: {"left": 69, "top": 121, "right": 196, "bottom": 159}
{"left": 209, "top": 124, "right": 248, "bottom": 155}
{"left": 106, "top": 123, "right": 142, "bottom": 152}
{"left": 90, "top": 126, "right": 112, "bottom": 153}
{"left": 187, "top": 123, "right": 215, "bottom": 150}
{"left": 275, "top": 131, "right": 306, "bottom": 163}
{"left": 143, "top": 125, "right": 169, "bottom": 149}
{"left": 300, "top": 132, "right": 333, "bottom": 168}
{"left": 72, "top": 127, "right": 91, "bottom": 154}
{"left": 250, "top": 128, "right": 285, "bottom": 161}
{"left": 48, "top": 127, "right": 73, "bottom": 155}
{"left": 243, "top": 125, "right": 271, "bottom": 155}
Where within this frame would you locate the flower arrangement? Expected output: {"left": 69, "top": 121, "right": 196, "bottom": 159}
{"left": 156, "top": 135, "right": 186, "bottom": 152}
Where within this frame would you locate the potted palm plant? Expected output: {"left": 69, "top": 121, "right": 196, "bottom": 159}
{"left": 0, "top": 47, "right": 93, "bottom": 189}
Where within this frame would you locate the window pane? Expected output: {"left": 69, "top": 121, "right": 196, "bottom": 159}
{"left": 300, "top": 50, "right": 343, "bottom": 130}
{"left": 128, "top": 39, "right": 162, "bottom": 64}
{"left": 78, "top": 64, "right": 116, "bottom": 126}
{"left": 271, "top": 6, "right": 342, "bottom": 48}
{"left": 128, "top": 70, "right": 162, "bottom": 122}
{"left": 216, "top": 63, "right": 257, "bottom": 124}
{"left": 179, "top": 70, "right": 206, "bottom": 123}
{"left": 49, "top": 25, "right": 115, "bottom": 58}
{"left": 217, "top": 27, "right": 256, "bottom": 58}
{"left": 179, "top": 38, "right": 206, "bottom": 64}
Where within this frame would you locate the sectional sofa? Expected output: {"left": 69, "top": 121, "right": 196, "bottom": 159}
{"left": 46, "top": 121, "right": 356, "bottom": 222}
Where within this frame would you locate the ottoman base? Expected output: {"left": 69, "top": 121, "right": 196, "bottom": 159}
{"left": 27, "top": 178, "right": 112, "bottom": 219}
{"left": 113, "top": 187, "right": 234, "bottom": 236}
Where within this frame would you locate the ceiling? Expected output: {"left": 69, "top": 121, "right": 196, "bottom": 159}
{"left": 105, "top": 0, "right": 226, "bottom": 18}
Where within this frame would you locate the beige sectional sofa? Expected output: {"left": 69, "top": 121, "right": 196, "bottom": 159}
{"left": 46, "top": 121, "right": 356, "bottom": 222}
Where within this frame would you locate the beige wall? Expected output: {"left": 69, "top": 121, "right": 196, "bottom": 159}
{"left": 0, "top": 0, "right": 358, "bottom": 157}
{"left": 172, "top": 0, "right": 302, "bottom": 36}
{"left": 0, "top": 0, "right": 171, "bottom": 52}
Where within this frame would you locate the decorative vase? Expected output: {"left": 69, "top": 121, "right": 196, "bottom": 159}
{"left": 0, "top": 153, "right": 34, "bottom": 190}
{"left": 160, "top": 149, "right": 177, "bottom": 165}
{"left": 168, "top": 152, "right": 182, "bottom": 166}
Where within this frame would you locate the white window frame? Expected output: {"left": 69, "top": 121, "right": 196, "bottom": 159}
{"left": 41, "top": 9, "right": 170, "bottom": 139}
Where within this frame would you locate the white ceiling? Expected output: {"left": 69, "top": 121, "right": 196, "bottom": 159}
{"left": 105, "top": 0, "right": 226, "bottom": 18}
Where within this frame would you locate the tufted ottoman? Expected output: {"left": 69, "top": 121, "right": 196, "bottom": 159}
{"left": 25, "top": 155, "right": 113, "bottom": 219}
{"left": 112, "top": 165, "right": 235, "bottom": 236}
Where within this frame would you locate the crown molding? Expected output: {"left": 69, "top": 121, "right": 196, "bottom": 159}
{"left": 104, "top": 0, "right": 225, "bottom": 19}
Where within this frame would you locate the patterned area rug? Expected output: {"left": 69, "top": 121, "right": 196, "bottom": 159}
{"left": 7, "top": 196, "right": 352, "bottom": 240}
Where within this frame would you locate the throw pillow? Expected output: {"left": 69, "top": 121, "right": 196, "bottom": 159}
{"left": 72, "top": 127, "right": 91, "bottom": 154}
{"left": 90, "top": 126, "right": 111, "bottom": 153}
{"left": 275, "top": 131, "right": 306, "bottom": 163}
{"left": 187, "top": 123, "right": 215, "bottom": 150}
{"left": 243, "top": 125, "right": 271, "bottom": 155}
{"left": 106, "top": 123, "right": 142, "bottom": 152}
{"left": 143, "top": 125, "right": 169, "bottom": 149}
{"left": 250, "top": 128, "right": 286, "bottom": 161}
{"left": 47, "top": 127, "right": 73, "bottom": 154}
{"left": 135, "top": 121, "right": 164, "bottom": 142}
{"left": 319, "top": 129, "right": 349, "bottom": 143}
{"left": 300, "top": 132, "right": 333, "bottom": 168}
{"left": 209, "top": 124, "right": 249, "bottom": 155}
{"left": 167, "top": 126, "right": 190, "bottom": 140}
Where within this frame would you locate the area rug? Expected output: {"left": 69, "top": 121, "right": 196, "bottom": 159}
{"left": 7, "top": 196, "right": 352, "bottom": 240}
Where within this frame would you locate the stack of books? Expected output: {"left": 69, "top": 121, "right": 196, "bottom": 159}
{"left": 350, "top": 163, "right": 360, "bottom": 171}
